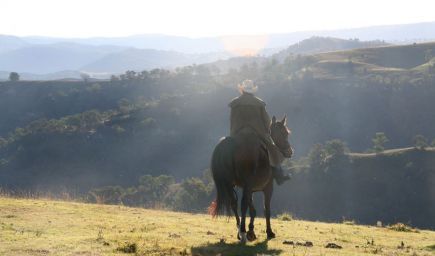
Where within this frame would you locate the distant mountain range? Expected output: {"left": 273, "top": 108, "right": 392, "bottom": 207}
{"left": 1, "top": 21, "right": 435, "bottom": 79}
{"left": 13, "top": 21, "right": 435, "bottom": 52}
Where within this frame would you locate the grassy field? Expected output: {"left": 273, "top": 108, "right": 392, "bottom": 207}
{"left": 0, "top": 197, "right": 434, "bottom": 256}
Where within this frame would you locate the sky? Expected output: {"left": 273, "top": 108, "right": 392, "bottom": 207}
{"left": 1, "top": 0, "right": 435, "bottom": 38}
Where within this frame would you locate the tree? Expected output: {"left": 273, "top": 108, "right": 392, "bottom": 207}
{"left": 80, "top": 73, "right": 90, "bottom": 83}
{"left": 413, "top": 135, "right": 428, "bottom": 150}
{"left": 324, "top": 139, "right": 347, "bottom": 157}
{"left": 9, "top": 72, "right": 20, "bottom": 82}
{"left": 0, "top": 137, "right": 7, "bottom": 148}
{"left": 138, "top": 174, "right": 175, "bottom": 203}
{"left": 372, "top": 132, "right": 388, "bottom": 153}
{"left": 169, "top": 177, "right": 212, "bottom": 211}
{"left": 308, "top": 143, "right": 326, "bottom": 170}
{"left": 110, "top": 75, "right": 119, "bottom": 82}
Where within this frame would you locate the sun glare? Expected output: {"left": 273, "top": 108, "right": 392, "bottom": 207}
{"left": 220, "top": 35, "right": 269, "bottom": 56}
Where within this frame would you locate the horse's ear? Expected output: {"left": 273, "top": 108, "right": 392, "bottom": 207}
{"left": 282, "top": 115, "right": 287, "bottom": 125}
{"left": 272, "top": 116, "right": 276, "bottom": 124}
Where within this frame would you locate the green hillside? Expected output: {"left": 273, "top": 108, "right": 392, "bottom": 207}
{"left": 305, "top": 41, "right": 435, "bottom": 80}
{"left": 1, "top": 197, "right": 434, "bottom": 256}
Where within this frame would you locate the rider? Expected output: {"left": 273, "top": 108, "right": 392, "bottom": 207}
{"left": 229, "top": 79, "right": 290, "bottom": 185}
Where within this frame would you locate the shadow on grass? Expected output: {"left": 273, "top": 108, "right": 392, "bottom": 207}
{"left": 191, "top": 239, "right": 282, "bottom": 256}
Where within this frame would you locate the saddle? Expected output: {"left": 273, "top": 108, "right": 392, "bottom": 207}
{"left": 231, "top": 126, "right": 269, "bottom": 155}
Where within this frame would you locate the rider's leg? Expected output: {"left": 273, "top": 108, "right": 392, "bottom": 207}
{"left": 267, "top": 143, "right": 290, "bottom": 185}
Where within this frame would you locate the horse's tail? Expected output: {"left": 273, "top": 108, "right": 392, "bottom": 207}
{"left": 208, "top": 137, "right": 236, "bottom": 218}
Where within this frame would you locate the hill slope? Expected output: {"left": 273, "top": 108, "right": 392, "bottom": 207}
{"left": 273, "top": 37, "right": 388, "bottom": 61}
{"left": 288, "top": 41, "right": 435, "bottom": 80}
{"left": 0, "top": 197, "right": 434, "bottom": 256}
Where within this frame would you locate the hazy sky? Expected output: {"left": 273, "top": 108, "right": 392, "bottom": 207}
{"left": 2, "top": 0, "right": 435, "bottom": 38}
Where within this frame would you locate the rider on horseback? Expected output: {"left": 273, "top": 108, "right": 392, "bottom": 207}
{"left": 229, "top": 80, "right": 291, "bottom": 185}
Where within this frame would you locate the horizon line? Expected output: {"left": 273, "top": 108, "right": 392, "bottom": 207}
{"left": 2, "top": 20, "right": 435, "bottom": 40}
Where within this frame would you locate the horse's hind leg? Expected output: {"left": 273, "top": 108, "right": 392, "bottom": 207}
{"left": 230, "top": 189, "right": 241, "bottom": 239}
{"left": 247, "top": 194, "right": 257, "bottom": 241}
{"left": 239, "top": 187, "right": 252, "bottom": 244}
{"left": 264, "top": 181, "right": 275, "bottom": 239}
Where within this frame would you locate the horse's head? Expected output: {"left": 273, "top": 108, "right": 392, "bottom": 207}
{"left": 270, "top": 115, "right": 293, "bottom": 158}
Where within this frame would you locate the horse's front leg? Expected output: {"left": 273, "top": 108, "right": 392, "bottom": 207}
{"left": 247, "top": 194, "right": 257, "bottom": 241}
{"left": 263, "top": 180, "right": 275, "bottom": 239}
{"left": 239, "top": 187, "right": 252, "bottom": 244}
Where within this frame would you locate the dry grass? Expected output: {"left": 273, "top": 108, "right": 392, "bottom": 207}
{"left": 1, "top": 196, "right": 435, "bottom": 255}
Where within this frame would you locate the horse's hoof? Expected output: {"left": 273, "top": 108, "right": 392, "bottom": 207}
{"left": 266, "top": 231, "right": 276, "bottom": 240}
{"left": 239, "top": 232, "right": 247, "bottom": 244}
{"left": 247, "top": 230, "right": 257, "bottom": 241}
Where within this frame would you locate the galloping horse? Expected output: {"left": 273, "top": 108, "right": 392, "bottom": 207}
{"left": 208, "top": 115, "right": 293, "bottom": 243}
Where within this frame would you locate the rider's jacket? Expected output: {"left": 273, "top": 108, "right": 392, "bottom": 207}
{"left": 229, "top": 92, "right": 283, "bottom": 166}
{"left": 229, "top": 92, "right": 270, "bottom": 138}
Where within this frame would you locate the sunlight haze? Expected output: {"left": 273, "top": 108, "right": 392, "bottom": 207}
{"left": 2, "top": 0, "right": 435, "bottom": 37}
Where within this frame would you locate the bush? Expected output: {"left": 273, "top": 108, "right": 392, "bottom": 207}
{"left": 277, "top": 212, "right": 293, "bottom": 221}
{"left": 342, "top": 220, "right": 356, "bottom": 225}
{"left": 388, "top": 223, "right": 418, "bottom": 232}
{"left": 116, "top": 242, "right": 137, "bottom": 253}
{"left": 88, "top": 186, "right": 124, "bottom": 204}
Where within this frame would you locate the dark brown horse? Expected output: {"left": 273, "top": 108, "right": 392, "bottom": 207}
{"left": 209, "top": 115, "right": 293, "bottom": 243}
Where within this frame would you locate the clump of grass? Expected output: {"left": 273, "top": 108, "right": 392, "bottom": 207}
{"left": 116, "top": 242, "right": 137, "bottom": 253}
{"left": 342, "top": 219, "right": 356, "bottom": 225}
{"left": 388, "top": 223, "right": 418, "bottom": 232}
{"left": 426, "top": 244, "right": 435, "bottom": 251}
{"left": 277, "top": 212, "right": 293, "bottom": 221}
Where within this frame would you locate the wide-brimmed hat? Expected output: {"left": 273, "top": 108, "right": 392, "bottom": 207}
{"left": 238, "top": 79, "right": 258, "bottom": 94}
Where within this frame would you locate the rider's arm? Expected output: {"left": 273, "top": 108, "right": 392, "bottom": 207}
{"left": 261, "top": 106, "right": 271, "bottom": 133}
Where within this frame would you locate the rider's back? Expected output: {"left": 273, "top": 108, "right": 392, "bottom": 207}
{"left": 229, "top": 92, "right": 270, "bottom": 139}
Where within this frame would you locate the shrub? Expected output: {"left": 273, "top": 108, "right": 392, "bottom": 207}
{"left": 343, "top": 220, "right": 356, "bottom": 225}
{"left": 388, "top": 223, "right": 418, "bottom": 232}
{"left": 88, "top": 186, "right": 124, "bottom": 204}
{"left": 116, "top": 242, "right": 137, "bottom": 253}
{"left": 277, "top": 212, "right": 293, "bottom": 221}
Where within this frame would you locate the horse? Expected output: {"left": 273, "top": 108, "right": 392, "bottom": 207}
{"left": 208, "top": 115, "right": 293, "bottom": 243}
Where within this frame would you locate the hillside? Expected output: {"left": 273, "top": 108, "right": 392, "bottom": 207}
{"left": 1, "top": 197, "right": 434, "bottom": 256}
{"left": 1, "top": 41, "right": 435, "bottom": 229}
{"left": 273, "top": 37, "right": 388, "bottom": 61}
{"left": 306, "top": 41, "right": 435, "bottom": 80}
